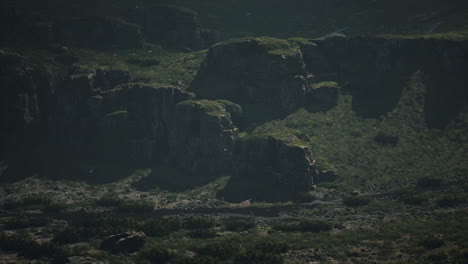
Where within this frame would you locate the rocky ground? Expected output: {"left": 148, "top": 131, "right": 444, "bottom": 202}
{"left": 0, "top": 173, "right": 466, "bottom": 264}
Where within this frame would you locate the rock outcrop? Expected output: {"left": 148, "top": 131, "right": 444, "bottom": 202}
{"left": 189, "top": 37, "right": 311, "bottom": 113}
{"left": 219, "top": 135, "right": 317, "bottom": 202}
{"left": 134, "top": 5, "right": 218, "bottom": 51}
{"left": 301, "top": 35, "right": 468, "bottom": 128}
{"left": 55, "top": 16, "right": 146, "bottom": 49}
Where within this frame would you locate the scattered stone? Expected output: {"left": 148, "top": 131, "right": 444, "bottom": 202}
{"left": 100, "top": 231, "right": 146, "bottom": 253}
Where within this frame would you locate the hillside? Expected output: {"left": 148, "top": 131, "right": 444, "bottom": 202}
{"left": 0, "top": 1, "right": 467, "bottom": 263}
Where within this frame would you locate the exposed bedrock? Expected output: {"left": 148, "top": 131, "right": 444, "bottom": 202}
{"left": 133, "top": 5, "right": 219, "bottom": 51}
{"left": 218, "top": 135, "right": 317, "bottom": 203}
{"left": 189, "top": 37, "right": 311, "bottom": 113}
{"left": 301, "top": 35, "right": 468, "bottom": 128}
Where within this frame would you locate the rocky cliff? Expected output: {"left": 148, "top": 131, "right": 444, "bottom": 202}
{"left": 218, "top": 135, "right": 317, "bottom": 202}
{"left": 301, "top": 34, "right": 468, "bottom": 128}
{"left": 189, "top": 37, "right": 311, "bottom": 113}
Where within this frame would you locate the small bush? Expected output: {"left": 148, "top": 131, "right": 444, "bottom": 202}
{"left": 419, "top": 237, "right": 444, "bottom": 250}
{"left": 254, "top": 240, "right": 289, "bottom": 253}
{"left": 2, "top": 195, "right": 52, "bottom": 211}
{"left": 343, "top": 196, "right": 371, "bottom": 207}
{"left": 435, "top": 195, "right": 465, "bottom": 207}
{"left": 140, "top": 246, "right": 175, "bottom": 264}
{"left": 0, "top": 234, "right": 68, "bottom": 262}
{"left": 374, "top": 131, "right": 399, "bottom": 146}
{"left": 4, "top": 216, "right": 49, "bottom": 229}
{"left": 187, "top": 229, "right": 217, "bottom": 239}
{"left": 416, "top": 177, "right": 442, "bottom": 189}
{"left": 273, "top": 220, "right": 332, "bottom": 233}
{"left": 43, "top": 202, "right": 68, "bottom": 213}
{"left": 184, "top": 217, "right": 215, "bottom": 229}
{"left": 398, "top": 191, "right": 428, "bottom": 205}
{"left": 235, "top": 249, "right": 284, "bottom": 264}
{"left": 224, "top": 219, "right": 256, "bottom": 232}
{"left": 195, "top": 241, "right": 240, "bottom": 260}
{"left": 183, "top": 255, "right": 219, "bottom": 264}
{"left": 116, "top": 200, "right": 154, "bottom": 213}
{"left": 295, "top": 192, "right": 317, "bottom": 203}
{"left": 126, "top": 58, "right": 160, "bottom": 67}
{"left": 142, "top": 218, "right": 182, "bottom": 237}
{"left": 95, "top": 195, "right": 124, "bottom": 207}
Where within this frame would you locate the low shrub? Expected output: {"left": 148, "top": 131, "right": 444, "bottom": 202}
{"left": 416, "top": 177, "right": 442, "bottom": 189}
{"left": 142, "top": 217, "right": 182, "bottom": 237}
{"left": 95, "top": 195, "right": 124, "bottom": 207}
{"left": 419, "top": 237, "right": 445, "bottom": 250}
{"left": 116, "top": 200, "right": 154, "bottom": 213}
{"left": 2, "top": 195, "right": 52, "bottom": 211}
{"left": 195, "top": 240, "right": 240, "bottom": 260}
{"left": 4, "top": 216, "right": 49, "bottom": 229}
{"left": 273, "top": 220, "right": 332, "bottom": 233}
{"left": 295, "top": 192, "right": 317, "bottom": 203}
{"left": 182, "top": 255, "right": 219, "bottom": 264}
{"left": 0, "top": 234, "right": 68, "bottom": 263}
{"left": 184, "top": 217, "right": 215, "bottom": 229}
{"left": 224, "top": 219, "right": 256, "bottom": 232}
{"left": 139, "top": 246, "right": 175, "bottom": 264}
{"left": 187, "top": 229, "right": 217, "bottom": 239}
{"left": 235, "top": 249, "right": 284, "bottom": 264}
{"left": 343, "top": 196, "right": 371, "bottom": 207}
{"left": 374, "top": 131, "right": 399, "bottom": 146}
{"left": 435, "top": 195, "right": 465, "bottom": 207}
{"left": 254, "top": 240, "right": 289, "bottom": 253}
{"left": 398, "top": 191, "right": 428, "bottom": 205}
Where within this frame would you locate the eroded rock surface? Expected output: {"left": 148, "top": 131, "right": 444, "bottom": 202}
{"left": 301, "top": 35, "right": 468, "bottom": 127}
{"left": 219, "top": 135, "right": 317, "bottom": 202}
{"left": 189, "top": 37, "right": 311, "bottom": 113}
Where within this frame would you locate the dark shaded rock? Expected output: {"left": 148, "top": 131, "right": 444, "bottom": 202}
{"left": 100, "top": 231, "right": 146, "bottom": 253}
{"left": 219, "top": 135, "right": 316, "bottom": 202}
{"left": 318, "top": 170, "right": 339, "bottom": 183}
{"left": 135, "top": 5, "right": 216, "bottom": 50}
{"left": 92, "top": 68, "right": 130, "bottom": 91}
{"left": 0, "top": 50, "right": 51, "bottom": 181}
{"left": 307, "top": 82, "right": 340, "bottom": 111}
{"left": 301, "top": 36, "right": 468, "bottom": 128}
{"left": 54, "top": 54, "right": 79, "bottom": 66}
{"left": 55, "top": 16, "right": 145, "bottom": 49}
{"left": 189, "top": 37, "right": 310, "bottom": 113}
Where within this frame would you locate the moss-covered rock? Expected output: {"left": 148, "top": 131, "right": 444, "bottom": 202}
{"left": 189, "top": 37, "right": 310, "bottom": 112}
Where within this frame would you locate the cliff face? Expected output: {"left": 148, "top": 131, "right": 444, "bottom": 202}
{"left": 189, "top": 37, "right": 310, "bottom": 113}
{"left": 301, "top": 35, "right": 468, "bottom": 128}
{"left": 219, "top": 135, "right": 317, "bottom": 202}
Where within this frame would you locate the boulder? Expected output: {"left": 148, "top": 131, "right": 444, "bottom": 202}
{"left": 100, "top": 231, "right": 146, "bottom": 253}
{"left": 189, "top": 37, "right": 310, "bottom": 113}
{"left": 219, "top": 134, "right": 317, "bottom": 202}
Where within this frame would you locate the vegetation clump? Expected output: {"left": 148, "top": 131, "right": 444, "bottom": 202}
{"left": 115, "top": 200, "right": 154, "bottom": 213}
{"left": 273, "top": 220, "right": 332, "bottom": 233}
{"left": 343, "top": 196, "right": 371, "bottom": 207}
